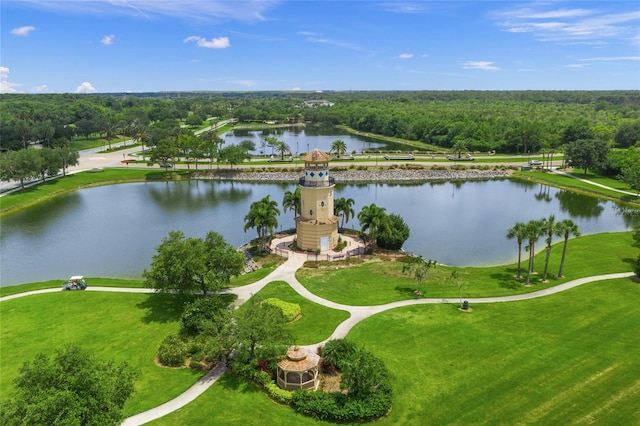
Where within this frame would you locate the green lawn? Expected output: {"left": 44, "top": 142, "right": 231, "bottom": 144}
{"left": 250, "top": 281, "right": 350, "bottom": 345}
{"left": 0, "top": 277, "right": 145, "bottom": 297}
{"left": 349, "top": 277, "right": 640, "bottom": 425}
{"left": 513, "top": 170, "right": 640, "bottom": 205}
{"left": 0, "top": 291, "right": 201, "bottom": 416}
{"left": 149, "top": 276, "right": 640, "bottom": 425}
{"left": 0, "top": 169, "right": 191, "bottom": 215}
{"left": 296, "top": 232, "right": 638, "bottom": 305}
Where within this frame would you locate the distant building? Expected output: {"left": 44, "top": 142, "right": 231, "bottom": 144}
{"left": 303, "top": 100, "right": 334, "bottom": 107}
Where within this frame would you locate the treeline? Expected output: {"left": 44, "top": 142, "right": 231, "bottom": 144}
{"left": 1, "top": 91, "right": 639, "bottom": 154}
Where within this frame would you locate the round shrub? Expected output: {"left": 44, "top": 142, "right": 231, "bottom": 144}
{"left": 157, "top": 334, "right": 188, "bottom": 367}
{"left": 263, "top": 298, "right": 301, "bottom": 322}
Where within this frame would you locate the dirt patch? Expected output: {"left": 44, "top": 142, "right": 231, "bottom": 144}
{"left": 319, "top": 371, "right": 345, "bottom": 393}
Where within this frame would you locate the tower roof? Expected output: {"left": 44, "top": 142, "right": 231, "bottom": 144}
{"left": 302, "top": 149, "right": 331, "bottom": 162}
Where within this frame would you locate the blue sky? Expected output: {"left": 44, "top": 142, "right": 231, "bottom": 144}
{"left": 1, "top": 1, "right": 639, "bottom": 93}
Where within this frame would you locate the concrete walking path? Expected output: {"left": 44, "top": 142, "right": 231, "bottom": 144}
{"left": 551, "top": 169, "right": 638, "bottom": 197}
{"left": 1, "top": 261, "right": 635, "bottom": 425}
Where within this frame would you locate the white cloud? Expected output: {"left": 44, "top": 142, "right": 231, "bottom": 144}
{"left": 492, "top": 5, "right": 640, "bottom": 44}
{"left": 101, "top": 34, "right": 115, "bottom": 45}
{"left": 0, "top": 66, "right": 22, "bottom": 93}
{"left": 579, "top": 56, "right": 640, "bottom": 62}
{"left": 461, "top": 61, "right": 501, "bottom": 71}
{"left": 31, "top": 84, "right": 49, "bottom": 93}
{"left": 11, "top": 26, "right": 36, "bottom": 36}
{"left": 184, "top": 35, "right": 230, "bottom": 49}
{"left": 291, "top": 87, "right": 301, "bottom": 91}
{"left": 398, "top": 53, "right": 414, "bottom": 59}
{"left": 14, "top": 0, "right": 277, "bottom": 23}
{"left": 75, "top": 82, "right": 97, "bottom": 93}
{"left": 299, "top": 32, "right": 371, "bottom": 53}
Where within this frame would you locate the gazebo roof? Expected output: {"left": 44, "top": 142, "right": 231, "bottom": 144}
{"left": 277, "top": 346, "right": 320, "bottom": 372}
{"left": 302, "top": 149, "right": 331, "bottom": 162}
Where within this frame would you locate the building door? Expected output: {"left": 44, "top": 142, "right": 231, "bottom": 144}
{"left": 320, "top": 236, "right": 329, "bottom": 252}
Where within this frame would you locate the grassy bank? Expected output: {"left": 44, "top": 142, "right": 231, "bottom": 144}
{"left": 2, "top": 231, "right": 637, "bottom": 424}
{"left": 0, "top": 169, "right": 192, "bottom": 215}
{"left": 513, "top": 170, "right": 639, "bottom": 206}
{"left": 296, "top": 232, "right": 638, "bottom": 306}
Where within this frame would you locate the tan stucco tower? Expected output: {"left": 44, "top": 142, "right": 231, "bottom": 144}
{"left": 296, "top": 149, "right": 339, "bottom": 251}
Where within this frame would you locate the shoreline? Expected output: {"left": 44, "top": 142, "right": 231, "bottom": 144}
{"left": 192, "top": 168, "right": 514, "bottom": 182}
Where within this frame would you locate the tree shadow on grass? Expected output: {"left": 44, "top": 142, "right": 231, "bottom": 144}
{"left": 395, "top": 285, "right": 422, "bottom": 299}
{"left": 135, "top": 293, "right": 195, "bottom": 324}
{"left": 216, "top": 372, "right": 262, "bottom": 394}
{"left": 491, "top": 270, "right": 522, "bottom": 291}
{"left": 135, "top": 293, "right": 238, "bottom": 324}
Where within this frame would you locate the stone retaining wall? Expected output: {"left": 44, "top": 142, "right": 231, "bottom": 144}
{"left": 192, "top": 168, "right": 513, "bottom": 183}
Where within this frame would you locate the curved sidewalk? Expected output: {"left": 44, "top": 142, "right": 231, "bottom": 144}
{"left": 1, "top": 261, "right": 635, "bottom": 426}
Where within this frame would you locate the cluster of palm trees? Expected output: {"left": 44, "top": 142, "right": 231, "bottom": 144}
{"left": 507, "top": 216, "right": 581, "bottom": 285}
{"left": 262, "top": 136, "right": 291, "bottom": 160}
{"left": 244, "top": 195, "right": 280, "bottom": 254}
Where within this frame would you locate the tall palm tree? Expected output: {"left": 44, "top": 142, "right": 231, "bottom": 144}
{"left": 451, "top": 139, "right": 469, "bottom": 158}
{"left": 282, "top": 187, "right": 301, "bottom": 217}
{"left": 330, "top": 139, "right": 348, "bottom": 158}
{"left": 334, "top": 197, "right": 355, "bottom": 231}
{"left": 132, "top": 121, "right": 149, "bottom": 161}
{"left": 506, "top": 222, "right": 527, "bottom": 279}
{"left": 357, "top": 203, "right": 390, "bottom": 249}
{"left": 275, "top": 140, "right": 291, "bottom": 160}
{"left": 541, "top": 214, "right": 557, "bottom": 281}
{"left": 244, "top": 195, "right": 280, "bottom": 254}
{"left": 524, "top": 219, "right": 545, "bottom": 284}
{"left": 556, "top": 219, "right": 581, "bottom": 277}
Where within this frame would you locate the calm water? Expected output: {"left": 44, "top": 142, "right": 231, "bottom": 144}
{"left": 1, "top": 179, "right": 638, "bottom": 287}
{"left": 222, "top": 126, "right": 409, "bottom": 155}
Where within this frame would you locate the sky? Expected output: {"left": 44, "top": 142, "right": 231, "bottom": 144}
{"left": 1, "top": 0, "right": 639, "bottom": 93}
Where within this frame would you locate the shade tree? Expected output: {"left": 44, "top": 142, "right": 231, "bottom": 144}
{"left": 143, "top": 230, "right": 245, "bottom": 296}
{"left": 0, "top": 344, "right": 138, "bottom": 426}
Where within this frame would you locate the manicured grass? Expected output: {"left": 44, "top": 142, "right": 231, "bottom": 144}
{"left": 0, "top": 277, "right": 145, "bottom": 297}
{"left": 296, "top": 232, "right": 639, "bottom": 305}
{"left": 147, "top": 373, "right": 320, "bottom": 426}
{"left": 0, "top": 169, "right": 191, "bottom": 214}
{"left": 250, "top": 281, "right": 350, "bottom": 345}
{"left": 0, "top": 291, "right": 201, "bottom": 416}
{"left": 513, "top": 170, "right": 640, "bottom": 205}
{"left": 348, "top": 277, "right": 640, "bottom": 425}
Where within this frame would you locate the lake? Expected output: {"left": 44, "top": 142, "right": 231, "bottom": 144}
{"left": 222, "top": 125, "right": 411, "bottom": 155}
{"left": 1, "top": 178, "right": 637, "bottom": 287}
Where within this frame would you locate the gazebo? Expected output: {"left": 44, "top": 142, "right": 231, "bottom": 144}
{"left": 276, "top": 346, "right": 320, "bottom": 391}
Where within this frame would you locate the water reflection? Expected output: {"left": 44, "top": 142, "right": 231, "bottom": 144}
{"left": 147, "top": 181, "right": 253, "bottom": 212}
{"left": 1, "top": 179, "right": 638, "bottom": 287}
{"left": 555, "top": 190, "right": 604, "bottom": 218}
{"left": 222, "top": 126, "right": 404, "bottom": 155}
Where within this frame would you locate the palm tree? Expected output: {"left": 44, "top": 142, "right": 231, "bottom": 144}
{"left": 244, "top": 195, "right": 280, "bottom": 254}
{"left": 541, "top": 214, "right": 557, "bottom": 281}
{"left": 282, "top": 187, "right": 301, "bottom": 217}
{"left": 556, "top": 219, "right": 581, "bottom": 277}
{"left": 330, "top": 139, "right": 348, "bottom": 158}
{"left": 357, "top": 203, "right": 390, "bottom": 249}
{"left": 275, "top": 140, "right": 291, "bottom": 160}
{"left": 506, "top": 222, "right": 527, "bottom": 279}
{"left": 451, "top": 139, "right": 469, "bottom": 159}
{"left": 524, "top": 219, "right": 545, "bottom": 285}
{"left": 132, "top": 121, "right": 149, "bottom": 161}
{"left": 334, "top": 197, "right": 355, "bottom": 231}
